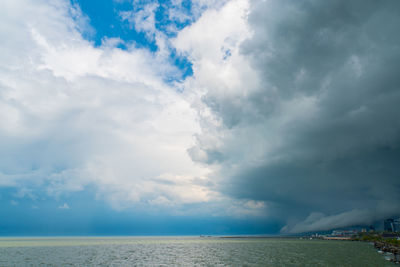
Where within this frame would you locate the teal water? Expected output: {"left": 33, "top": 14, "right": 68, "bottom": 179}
{"left": 0, "top": 236, "right": 394, "bottom": 266}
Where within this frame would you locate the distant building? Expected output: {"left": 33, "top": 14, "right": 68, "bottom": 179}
{"left": 384, "top": 218, "right": 395, "bottom": 232}
{"left": 331, "top": 230, "right": 357, "bottom": 237}
{"left": 394, "top": 218, "right": 400, "bottom": 232}
{"left": 382, "top": 232, "right": 398, "bottom": 238}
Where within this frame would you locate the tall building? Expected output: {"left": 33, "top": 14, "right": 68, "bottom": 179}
{"left": 394, "top": 218, "right": 400, "bottom": 232}
{"left": 384, "top": 218, "right": 395, "bottom": 232}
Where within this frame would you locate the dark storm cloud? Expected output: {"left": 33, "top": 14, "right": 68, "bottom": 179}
{"left": 193, "top": 0, "right": 400, "bottom": 232}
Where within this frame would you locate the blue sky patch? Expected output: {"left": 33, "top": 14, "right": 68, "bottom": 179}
{"left": 73, "top": 0, "right": 194, "bottom": 81}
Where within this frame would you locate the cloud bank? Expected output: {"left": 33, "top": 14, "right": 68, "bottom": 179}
{"left": 177, "top": 0, "right": 400, "bottom": 232}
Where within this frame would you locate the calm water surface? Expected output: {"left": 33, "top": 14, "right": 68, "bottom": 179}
{"left": 0, "top": 236, "right": 394, "bottom": 266}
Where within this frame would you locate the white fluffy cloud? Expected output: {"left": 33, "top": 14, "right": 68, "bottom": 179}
{"left": 0, "top": 0, "right": 270, "bottom": 219}
{"left": 0, "top": 0, "right": 219, "bottom": 211}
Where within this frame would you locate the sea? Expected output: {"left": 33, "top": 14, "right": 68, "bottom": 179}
{"left": 0, "top": 236, "right": 394, "bottom": 266}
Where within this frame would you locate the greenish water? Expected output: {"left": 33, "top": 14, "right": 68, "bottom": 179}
{"left": 0, "top": 236, "right": 394, "bottom": 266}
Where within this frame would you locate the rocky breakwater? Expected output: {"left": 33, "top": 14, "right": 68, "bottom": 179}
{"left": 374, "top": 241, "right": 400, "bottom": 264}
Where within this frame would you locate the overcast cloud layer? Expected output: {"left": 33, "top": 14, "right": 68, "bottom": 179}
{"left": 1, "top": 0, "right": 400, "bottom": 234}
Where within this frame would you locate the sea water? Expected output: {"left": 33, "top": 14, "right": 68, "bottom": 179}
{"left": 0, "top": 236, "right": 394, "bottom": 266}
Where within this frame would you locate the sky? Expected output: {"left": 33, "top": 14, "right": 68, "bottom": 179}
{"left": 0, "top": 0, "right": 399, "bottom": 236}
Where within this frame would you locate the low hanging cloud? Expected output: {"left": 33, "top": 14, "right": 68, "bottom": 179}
{"left": 178, "top": 0, "right": 400, "bottom": 232}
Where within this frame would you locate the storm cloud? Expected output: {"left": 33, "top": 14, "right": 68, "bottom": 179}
{"left": 185, "top": 0, "right": 400, "bottom": 232}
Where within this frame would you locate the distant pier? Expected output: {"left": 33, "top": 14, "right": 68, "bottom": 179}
{"left": 322, "top": 236, "right": 352, "bottom": 240}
